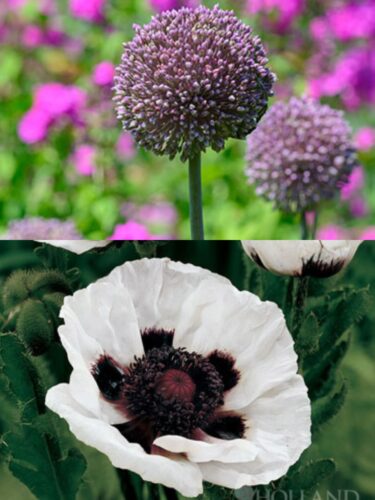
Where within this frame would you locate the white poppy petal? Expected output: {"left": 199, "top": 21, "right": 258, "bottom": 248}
{"left": 242, "top": 375, "right": 311, "bottom": 465}
{"left": 60, "top": 281, "right": 143, "bottom": 369}
{"left": 154, "top": 433, "right": 258, "bottom": 463}
{"left": 46, "top": 384, "right": 203, "bottom": 497}
{"left": 199, "top": 374, "right": 311, "bottom": 488}
{"left": 224, "top": 318, "right": 298, "bottom": 410}
{"left": 69, "top": 368, "right": 126, "bottom": 425}
{"left": 37, "top": 240, "right": 110, "bottom": 254}
{"left": 107, "top": 258, "right": 230, "bottom": 333}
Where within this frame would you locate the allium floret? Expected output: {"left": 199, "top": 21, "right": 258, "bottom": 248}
{"left": 114, "top": 5, "right": 275, "bottom": 161}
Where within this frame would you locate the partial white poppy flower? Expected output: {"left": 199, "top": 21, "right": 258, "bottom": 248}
{"left": 242, "top": 240, "right": 361, "bottom": 278}
{"left": 46, "top": 258, "right": 311, "bottom": 497}
{"left": 37, "top": 240, "right": 111, "bottom": 254}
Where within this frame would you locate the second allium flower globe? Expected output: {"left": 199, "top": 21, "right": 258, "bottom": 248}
{"left": 46, "top": 258, "right": 311, "bottom": 496}
{"left": 246, "top": 97, "right": 357, "bottom": 212}
{"left": 114, "top": 6, "right": 275, "bottom": 161}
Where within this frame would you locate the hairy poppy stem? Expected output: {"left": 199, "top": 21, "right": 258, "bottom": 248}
{"left": 188, "top": 152, "right": 204, "bottom": 240}
{"left": 117, "top": 469, "right": 139, "bottom": 500}
{"left": 164, "top": 486, "right": 179, "bottom": 500}
{"left": 292, "top": 276, "right": 310, "bottom": 338}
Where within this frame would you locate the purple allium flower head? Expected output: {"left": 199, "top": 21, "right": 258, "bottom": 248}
{"left": 114, "top": 5, "right": 275, "bottom": 162}
{"left": 5, "top": 218, "right": 82, "bottom": 240}
{"left": 246, "top": 97, "right": 357, "bottom": 212}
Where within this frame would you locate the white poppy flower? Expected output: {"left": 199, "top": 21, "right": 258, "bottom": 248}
{"left": 37, "top": 240, "right": 111, "bottom": 254}
{"left": 46, "top": 258, "right": 311, "bottom": 497}
{"left": 242, "top": 240, "right": 361, "bottom": 278}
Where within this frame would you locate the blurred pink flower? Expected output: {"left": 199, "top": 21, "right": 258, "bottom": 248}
{"left": 121, "top": 201, "right": 177, "bottom": 226}
{"left": 310, "top": 18, "right": 328, "bottom": 41}
{"left": 7, "top": 0, "right": 27, "bottom": 9}
{"left": 246, "top": 0, "right": 304, "bottom": 33}
{"left": 92, "top": 61, "right": 115, "bottom": 86}
{"left": 116, "top": 132, "right": 135, "bottom": 160}
{"left": 325, "top": 2, "right": 375, "bottom": 42}
{"left": 349, "top": 196, "right": 369, "bottom": 218}
{"left": 34, "top": 83, "right": 86, "bottom": 118}
{"left": 40, "top": 0, "right": 56, "bottom": 15}
{"left": 69, "top": 0, "right": 106, "bottom": 22}
{"left": 305, "top": 211, "right": 315, "bottom": 226}
{"left": 44, "top": 29, "right": 66, "bottom": 47}
{"left": 22, "top": 25, "right": 44, "bottom": 48}
{"left": 18, "top": 83, "right": 87, "bottom": 144}
{"left": 341, "top": 166, "right": 364, "bottom": 201}
{"left": 309, "top": 45, "right": 375, "bottom": 109}
{"left": 71, "top": 145, "right": 96, "bottom": 176}
{"left": 18, "top": 109, "right": 51, "bottom": 144}
{"left": 317, "top": 225, "right": 347, "bottom": 240}
{"left": 7, "top": 0, "right": 55, "bottom": 13}
{"left": 138, "top": 202, "right": 178, "bottom": 226}
{"left": 149, "top": 0, "right": 199, "bottom": 13}
{"left": 354, "top": 127, "right": 375, "bottom": 151}
{"left": 110, "top": 221, "right": 153, "bottom": 240}
{"left": 360, "top": 228, "right": 375, "bottom": 240}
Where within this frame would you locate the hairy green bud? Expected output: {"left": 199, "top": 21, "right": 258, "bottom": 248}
{"left": 16, "top": 299, "right": 54, "bottom": 356}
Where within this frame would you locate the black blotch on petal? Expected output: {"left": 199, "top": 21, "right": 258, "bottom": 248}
{"left": 204, "top": 413, "right": 246, "bottom": 440}
{"left": 300, "top": 256, "right": 346, "bottom": 278}
{"left": 141, "top": 328, "right": 174, "bottom": 353}
{"left": 207, "top": 350, "right": 240, "bottom": 391}
{"left": 92, "top": 355, "right": 126, "bottom": 401}
{"left": 250, "top": 250, "right": 267, "bottom": 270}
{"left": 114, "top": 418, "right": 155, "bottom": 453}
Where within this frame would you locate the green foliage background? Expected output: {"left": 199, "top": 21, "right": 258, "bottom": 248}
{"left": 1, "top": 0, "right": 374, "bottom": 238}
{"left": 0, "top": 241, "right": 374, "bottom": 498}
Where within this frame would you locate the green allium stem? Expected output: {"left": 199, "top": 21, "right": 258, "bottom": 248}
{"left": 188, "top": 152, "right": 204, "bottom": 240}
{"left": 301, "top": 211, "right": 309, "bottom": 240}
{"left": 312, "top": 211, "right": 319, "bottom": 239}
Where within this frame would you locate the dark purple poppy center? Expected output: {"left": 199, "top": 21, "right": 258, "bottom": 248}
{"left": 92, "top": 328, "right": 245, "bottom": 453}
{"left": 156, "top": 368, "right": 196, "bottom": 403}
